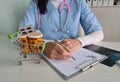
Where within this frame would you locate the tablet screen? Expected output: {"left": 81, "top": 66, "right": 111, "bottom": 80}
{"left": 84, "top": 44, "right": 120, "bottom": 67}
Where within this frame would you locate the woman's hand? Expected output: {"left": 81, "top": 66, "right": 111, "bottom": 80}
{"left": 43, "top": 42, "right": 72, "bottom": 60}
{"left": 60, "top": 39, "right": 82, "bottom": 52}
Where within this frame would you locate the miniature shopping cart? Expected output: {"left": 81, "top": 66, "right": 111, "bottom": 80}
{"left": 8, "top": 31, "right": 46, "bottom": 65}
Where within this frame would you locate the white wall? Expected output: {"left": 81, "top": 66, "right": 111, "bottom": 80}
{"left": 91, "top": 6, "right": 120, "bottom": 42}
{"left": 0, "top": 0, "right": 30, "bottom": 34}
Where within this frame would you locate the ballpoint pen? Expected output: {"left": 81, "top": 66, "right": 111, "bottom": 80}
{"left": 54, "top": 40, "right": 76, "bottom": 61}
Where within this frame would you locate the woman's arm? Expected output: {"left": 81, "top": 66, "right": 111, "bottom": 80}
{"left": 78, "top": 0, "right": 104, "bottom": 47}
{"left": 77, "top": 30, "right": 104, "bottom": 47}
{"left": 60, "top": 0, "right": 104, "bottom": 52}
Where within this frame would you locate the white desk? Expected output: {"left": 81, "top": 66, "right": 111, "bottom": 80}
{"left": 0, "top": 35, "right": 120, "bottom": 82}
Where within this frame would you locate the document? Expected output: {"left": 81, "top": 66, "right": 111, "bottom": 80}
{"left": 108, "top": 0, "right": 114, "bottom": 6}
{"left": 103, "top": 0, "right": 109, "bottom": 6}
{"left": 43, "top": 48, "right": 107, "bottom": 80}
{"left": 93, "top": 0, "right": 98, "bottom": 6}
{"left": 86, "top": 0, "right": 92, "bottom": 6}
{"left": 97, "top": 0, "right": 103, "bottom": 6}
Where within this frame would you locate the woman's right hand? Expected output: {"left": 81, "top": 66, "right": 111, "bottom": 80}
{"left": 43, "top": 42, "right": 72, "bottom": 60}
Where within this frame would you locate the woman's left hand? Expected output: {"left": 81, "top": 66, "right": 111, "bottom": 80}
{"left": 60, "top": 39, "right": 82, "bottom": 52}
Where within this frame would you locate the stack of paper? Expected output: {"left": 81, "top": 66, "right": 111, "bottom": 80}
{"left": 103, "top": 0, "right": 109, "bottom": 6}
{"left": 108, "top": 0, "right": 114, "bottom": 6}
{"left": 86, "top": 0, "right": 92, "bottom": 6}
{"left": 93, "top": 0, "right": 98, "bottom": 6}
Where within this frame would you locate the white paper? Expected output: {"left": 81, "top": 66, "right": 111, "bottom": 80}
{"left": 97, "top": 0, "right": 103, "bottom": 6}
{"left": 93, "top": 0, "right": 98, "bottom": 6}
{"left": 108, "top": 0, "right": 114, "bottom": 6}
{"left": 103, "top": 0, "right": 109, "bottom": 6}
{"left": 86, "top": 0, "right": 92, "bottom": 6}
{"left": 43, "top": 48, "right": 107, "bottom": 77}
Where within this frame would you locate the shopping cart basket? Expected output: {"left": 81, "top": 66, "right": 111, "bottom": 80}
{"left": 8, "top": 31, "right": 46, "bottom": 65}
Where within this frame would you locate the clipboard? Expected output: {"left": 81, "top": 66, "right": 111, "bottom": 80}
{"left": 42, "top": 48, "right": 107, "bottom": 80}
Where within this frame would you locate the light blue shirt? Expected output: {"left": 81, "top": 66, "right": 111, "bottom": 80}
{"left": 19, "top": 0, "right": 102, "bottom": 40}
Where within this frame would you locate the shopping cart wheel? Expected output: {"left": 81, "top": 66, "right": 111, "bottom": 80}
{"left": 18, "top": 61, "right": 22, "bottom": 65}
{"left": 23, "top": 55, "right": 27, "bottom": 58}
{"left": 36, "top": 60, "right": 40, "bottom": 64}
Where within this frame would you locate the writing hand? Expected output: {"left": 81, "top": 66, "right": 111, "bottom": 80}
{"left": 60, "top": 39, "right": 82, "bottom": 52}
{"left": 43, "top": 42, "right": 72, "bottom": 60}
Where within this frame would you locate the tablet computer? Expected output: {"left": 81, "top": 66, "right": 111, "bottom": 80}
{"left": 84, "top": 44, "right": 120, "bottom": 67}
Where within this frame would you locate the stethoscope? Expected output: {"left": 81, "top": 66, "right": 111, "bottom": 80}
{"left": 38, "top": 0, "right": 70, "bottom": 34}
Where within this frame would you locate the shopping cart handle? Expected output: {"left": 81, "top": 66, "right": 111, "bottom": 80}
{"left": 8, "top": 31, "right": 20, "bottom": 39}
{"left": 42, "top": 42, "right": 46, "bottom": 53}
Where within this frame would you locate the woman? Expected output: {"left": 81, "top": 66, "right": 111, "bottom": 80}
{"left": 19, "top": 0, "right": 104, "bottom": 60}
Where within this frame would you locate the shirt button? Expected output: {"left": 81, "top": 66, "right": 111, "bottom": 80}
{"left": 54, "top": 28, "right": 58, "bottom": 31}
{"left": 61, "top": 38, "right": 64, "bottom": 40}
{"left": 66, "top": 30, "right": 70, "bottom": 33}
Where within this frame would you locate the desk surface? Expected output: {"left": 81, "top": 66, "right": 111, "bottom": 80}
{"left": 0, "top": 35, "right": 120, "bottom": 82}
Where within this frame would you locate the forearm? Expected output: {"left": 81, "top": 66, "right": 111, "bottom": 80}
{"left": 77, "top": 30, "right": 104, "bottom": 47}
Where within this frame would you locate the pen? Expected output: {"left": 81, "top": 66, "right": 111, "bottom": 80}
{"left": 54, "top": 40, "right": 76, "bottom": 61}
